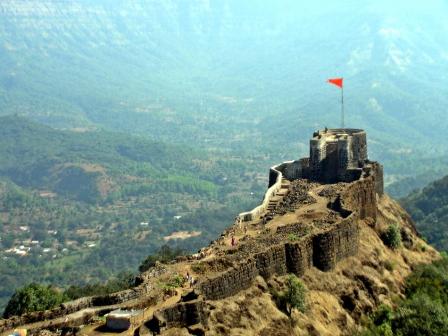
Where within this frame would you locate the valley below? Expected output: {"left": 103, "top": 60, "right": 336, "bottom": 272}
{"left": 1, "top": 1, "right": 448, "bottom": 334}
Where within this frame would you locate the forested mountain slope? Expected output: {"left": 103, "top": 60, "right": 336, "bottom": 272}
{"left": 0, "top": 116, "right": 265, "bottom": 311}
{"left": 401, "top": 175, "right": 448, "bottom": 251}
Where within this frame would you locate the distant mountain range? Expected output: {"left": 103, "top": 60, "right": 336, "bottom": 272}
{"left": 1, "top": 0, "right": 448, "bottom": 319}
{"left": 1, "top": 0, "right": 448, "bottom": 191}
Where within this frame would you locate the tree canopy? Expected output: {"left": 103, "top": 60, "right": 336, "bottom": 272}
{"left": 3, "top": 283, "right": 66, "bottom": 318}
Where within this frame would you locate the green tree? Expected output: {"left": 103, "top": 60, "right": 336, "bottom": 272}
{"left": 273, "top": 274, "right": 307, "bottom": 317}
{"left": 1, "top": 233, "right": 15, "bottom": 249}
{"left": 284, "top": 274, "right": 307, "bottom": 315}
{"left": 3, "top": 283, "right": 66, "bottom": 318}
{"left": 392, "top": 294, "right": 448, "bottom": 336}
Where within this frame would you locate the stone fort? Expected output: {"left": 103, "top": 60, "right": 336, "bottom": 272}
{"left": 240, "top": 128, "right": 383, "bottom": 222}
{"left": 0, "top": 128, "right": 386, "bottom": 336}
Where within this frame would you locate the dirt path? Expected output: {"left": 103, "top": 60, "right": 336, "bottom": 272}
{"left": 267, "top": 184, "right": 332, "bottom": 231}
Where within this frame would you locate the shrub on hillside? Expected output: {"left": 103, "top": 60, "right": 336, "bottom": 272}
{"left": 272, "top": 274, "right": 307, "bottom": 317}
{"left": 381, "top": 224, "right": 401, "bottom": 249}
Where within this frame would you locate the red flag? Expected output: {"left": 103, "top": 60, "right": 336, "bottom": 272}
{"left": 327, "top": 78, "right": 343, "bottom": 88}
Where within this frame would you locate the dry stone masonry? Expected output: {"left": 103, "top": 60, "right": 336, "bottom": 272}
{"left": 195, "top": 128, "right": 383, "bottom": 303}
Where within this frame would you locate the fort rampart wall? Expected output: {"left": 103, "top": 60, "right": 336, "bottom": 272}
{"left": 238, "top": 158, "right": 310, "bottom": 222}
{"left": 198, "top": 173, "right": 377, "bottom": 300}
{"left": 196, "top": 214, "right": 359, "bottom": 300}
{"left": 149, "top": 300, "right": 207, "bottom": 332}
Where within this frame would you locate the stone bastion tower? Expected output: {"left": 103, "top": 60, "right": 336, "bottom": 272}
{"left": 242, "top": 128, "right": 383, "bottom": 222}
{"left": 309, "top": 128, "right": 369, "bottom": 183}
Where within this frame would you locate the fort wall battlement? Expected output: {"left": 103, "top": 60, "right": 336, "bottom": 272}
{"left": 144, "top": 167, "right": 380, "bottom": 332}
{"left": 196, "top": 172, "right": 376, "bottom": 301}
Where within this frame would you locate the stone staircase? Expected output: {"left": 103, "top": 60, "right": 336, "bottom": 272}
{"left": 266, "top": 178, "right": 290, "bottom": 212}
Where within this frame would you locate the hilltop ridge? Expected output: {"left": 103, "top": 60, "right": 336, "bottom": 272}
{"left": 0, "top": 128, "right": 438, "bottom": 336}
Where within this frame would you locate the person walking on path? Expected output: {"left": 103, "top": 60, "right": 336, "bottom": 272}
{"left": 231, "top": 235, "right": 237, "bottom": 247}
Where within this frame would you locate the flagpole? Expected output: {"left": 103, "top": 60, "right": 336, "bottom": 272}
{"left": 327, "top": 78, "right": 344, "bottom": 128}
{"left": 341, "top": 86, "right": 344, "bottom": 129}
